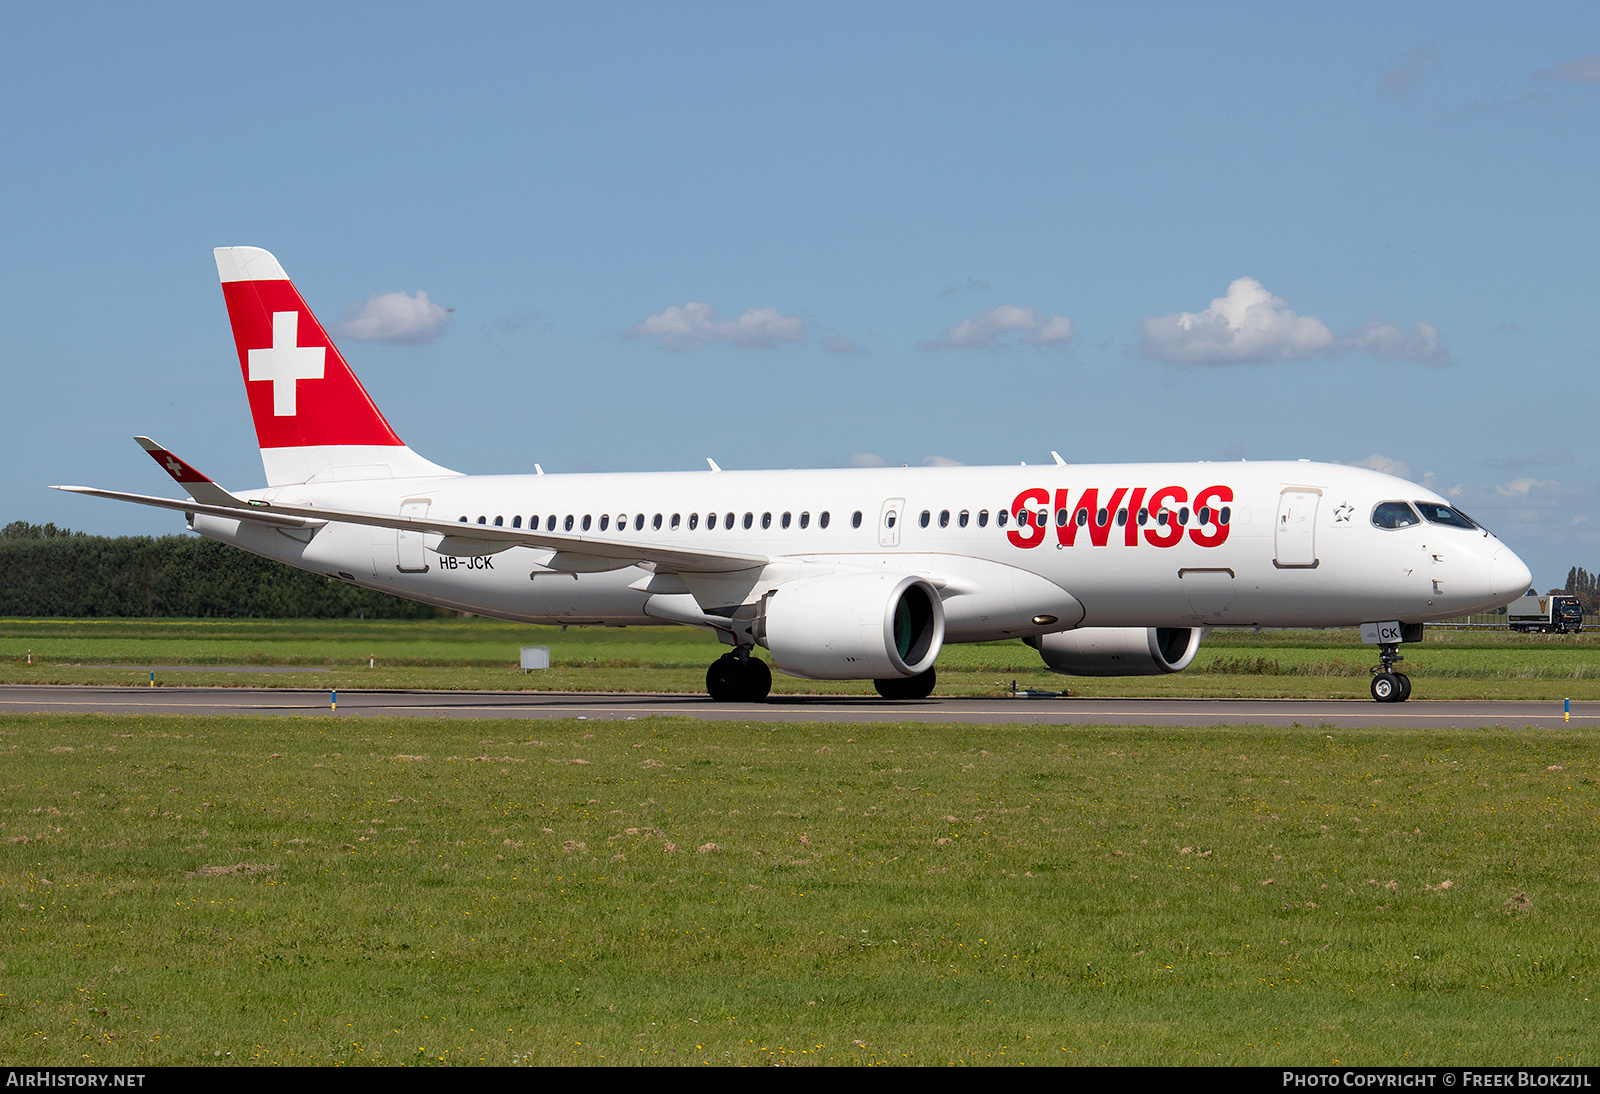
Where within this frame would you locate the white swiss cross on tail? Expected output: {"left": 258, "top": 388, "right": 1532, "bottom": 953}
{"left": 247, "top": 311, "right": 325, "bottom": 416}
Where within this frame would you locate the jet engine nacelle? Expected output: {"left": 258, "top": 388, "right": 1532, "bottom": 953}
{"left": 760, "top": 573, "right": 944, "bottom": 679}
{"left": 1027, "top": 627, "right": 1203, "bottom": 676}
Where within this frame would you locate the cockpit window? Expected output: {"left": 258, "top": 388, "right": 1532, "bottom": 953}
{"left": 1414, "top": 502, "right": 1477, "bottom": 531}
{"left": 1371, "top": 501, "right": 1421, "bottom": 529}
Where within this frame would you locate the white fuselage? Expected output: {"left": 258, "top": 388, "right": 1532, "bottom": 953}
{"left": 189, "top": 460, "right": 1530, "bottom": 641}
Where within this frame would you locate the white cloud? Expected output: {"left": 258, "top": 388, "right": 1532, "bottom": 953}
{"left": 919, "top": 304, "right": 1075, "bottom": 350}
{"left": 1537, "top": 55, "right": 1600, "bottom": 83}
{"left": 1139, "top": 277, "right": 1450, "bottom": 367}
{"left": 822, "top": 335, "right": 867, "bottom": 355}
{"left": 626, "top": 302, "right": 805, "bottom": 350}
{"left": 846, "top": 452, "right": 889, "bottom": 468}
{"left": 922, "top": 455, "right": 964, "bottom": 467}
{"left": 336, "top": 291, "right": 453, "bottom": 345}
{"left": 1382, "top": 46, "right": 1439, "bottom": 97}
{"left": 1339, "top": 318, "right": 1450, "bottom": 366}
{"left": 1351, "top": 454, "right": 1414, "bottom": 482}
{"left": 1138, "top": 278, "right": 1333, "bottom": 364}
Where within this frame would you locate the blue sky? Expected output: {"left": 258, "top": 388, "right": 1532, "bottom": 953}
{"left": 5, "top": 2, "right": 1599, "bottom": 587}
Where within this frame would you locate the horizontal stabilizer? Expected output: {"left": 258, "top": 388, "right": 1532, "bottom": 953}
{"left": 133, "top": 437, "right": 244, "bottom": 507}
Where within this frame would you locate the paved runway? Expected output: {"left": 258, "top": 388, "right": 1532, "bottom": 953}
{"left": 0, "top": 685, "right": 1588, "bottom": 729}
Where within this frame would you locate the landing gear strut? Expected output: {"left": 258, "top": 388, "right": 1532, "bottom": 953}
{"left": 1370, "top": 643, "right": 1411, "bottom": 703}
{"left": 705, "top": 648, "right": 772, "bottom": 702}
{"left": 874, "top": 667, "right": 937, "bottom": 700}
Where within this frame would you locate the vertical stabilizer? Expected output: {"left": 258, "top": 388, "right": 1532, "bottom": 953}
{"left": 215, "top": 247, "right": 457, "bottom": 486}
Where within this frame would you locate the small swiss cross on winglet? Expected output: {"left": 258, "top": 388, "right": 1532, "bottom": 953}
{"left": 133, "top": 437, "right": 240, "bottom": 508}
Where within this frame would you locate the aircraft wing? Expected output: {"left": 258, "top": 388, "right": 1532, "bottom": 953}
{"left": 56, "top": 483, "right": 770, "bottom": 574}
{"left": 54, "top": 439, "right": 769, "bottom": 575}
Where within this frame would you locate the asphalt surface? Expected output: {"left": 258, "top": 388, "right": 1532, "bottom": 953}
{"left": 0, "top": 685, "right": 1588, "bottom": 728}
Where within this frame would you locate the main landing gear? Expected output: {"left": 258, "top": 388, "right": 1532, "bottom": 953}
{"left": 1370, "top": 643, "right": 1412, "bottom": 703}
{"left": 874, "top": 668, "right": 937, "bottom": 700}
{"left": 706, "top": 648, "right": 772, "bottom": 702}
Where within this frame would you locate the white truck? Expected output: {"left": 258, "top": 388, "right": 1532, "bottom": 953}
{"left": 1507, "top": 592, "right": 1584, "bottom": 634}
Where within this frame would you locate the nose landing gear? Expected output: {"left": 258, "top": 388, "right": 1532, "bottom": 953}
{"left": 1370, "top": 643, "right": 1411, "bottom": 703}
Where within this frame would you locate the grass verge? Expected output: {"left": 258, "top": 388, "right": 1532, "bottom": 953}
{"left": 0, "top": 712, "right": 1595, "bottom": 1066}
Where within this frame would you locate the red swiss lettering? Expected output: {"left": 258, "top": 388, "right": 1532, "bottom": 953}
{"left": 1008, "top": 487, "right": 1049, "bottom": 548}
{"left": 1124, "top": 487, "right": 1147, "bottom": 546}
{"left": 1189, "top": 485, "right": 1234, "bottom": 548}
{"left": 1143, "top": 485, "right": 1187, "bottom": 548}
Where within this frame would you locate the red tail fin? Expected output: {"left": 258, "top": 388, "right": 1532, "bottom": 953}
{"left": 214, "top": 247, "right": 454, "bottom": 485}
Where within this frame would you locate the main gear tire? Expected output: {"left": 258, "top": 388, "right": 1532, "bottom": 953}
{"left": 706, "top": 655, "right": 745, "bottom": 702}
{"left": 873, "top": 667, "right": 937, "bottom": 700}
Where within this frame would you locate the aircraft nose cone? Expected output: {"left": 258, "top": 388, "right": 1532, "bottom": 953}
{"left": 1490, "top": 546, "right": 1533, "bottom": 600}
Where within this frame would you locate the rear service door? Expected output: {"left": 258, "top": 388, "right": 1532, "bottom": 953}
{"left": 397, "top": 499, "right": 431, "bottom": 573}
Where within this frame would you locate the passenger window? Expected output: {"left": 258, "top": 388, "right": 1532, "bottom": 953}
{"left": 581, "top": 514, "right": 592, "bottom": 531}
{"left": 1075, "top": 509, "right": 1087, "bottom": 527}
{"left": 1096, "top": 507, "right": 1108, "bottom": 526}
{"left": 1037, "top": 508, "right": 1049, "bottom": 526}
{"left": 636, "top": 514, "right": 645, "bottom": 531}
{"left": 978, "top": 509, "right": 989, "bottom": 527}
{"left": 458, "top": 516, "right": 467, "bottom": 523}
{"left": 725, "top": 513, "right": 735, "bottom": 530}
{"left": 477, "top": 516, "right": 487, "bottom": 525}
{"left": 800, "top": 511, "right": 810, "bottom": 529}
{"left": 493, "top": 515, "right": 504, "bottom": 527}
{"left": 996, "top": 509, "right": 1007, "bottom": 528}
{"left": 599, "top": 514, "right": 610, "bottom": 531}
{"left": 1116, "top": 508, "right": 1127, "bottom": 527}
{"left": 1157, "top": 510, "right": 1169, "bottom": 526}
{"left": 781, "top": 512, "right": 791, "bottom": 529}
{"left": 820, "top": 511, "right": 831, "bottom": 528}
{"left": 564, "top": 515, "right": 574, "bottom": 531}
{"left": 512, "top": 516, "right": 522, "bottom": 529}
{"left": 1197, "top": 506, "right": 1210, "bottom": 525}
{"left": 1137, "top": 508, "right": 1148, "bottom": 526}
{"left": 939, "top": 510, "right": 950, "bottom": 528}
{"left": 1220, "top": 507, "right": 1231, "bottom": 526}
{"left": 919, "top": 510, "right": 931, "bottom": 528}
{"left": 689, "top": 512, "right": 699, "bottom": 530}
{"left": 1055, "top": 508, "right": 1068, "bottom": 527}
{"left": 671, "top": 513, "right": 681, "bottom": 530}
{"left": 653, "top": 513, "right": 663, "bottom": 530}
{"left": 707, "top": 512, "right": 717, "bottom": 530}
{"left": 743, "top": 512, "right": 753, "bottom": 530}
{"left": 1372, "top": 501, "right": 1421, "bottom": 529}
{"left": 546, "top": 515, "right": 557, "bottom": 531}
{"left": 958, "top": 510, "right": 969, "bottom": 528}
{"left": 851, "top": 510, "right": 862, "bottom": 529}
{"left": 763, "top": 512, "right": 773, "bottom": 529}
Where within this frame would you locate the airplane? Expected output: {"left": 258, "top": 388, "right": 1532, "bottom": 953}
{"left": 55, "top": 247, "right": 1534, "bottom": 704}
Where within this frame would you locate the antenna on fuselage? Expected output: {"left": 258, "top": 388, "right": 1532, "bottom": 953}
{"left": 534, "top": 464, "right": 544, "bottom": 476}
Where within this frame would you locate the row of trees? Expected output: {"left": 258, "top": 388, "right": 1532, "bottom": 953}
{"left": 1563, "top": 567, "right": 1600, "bottom": 614}
{"left": 0, "top": 522, "right": 443, "bottom": 618}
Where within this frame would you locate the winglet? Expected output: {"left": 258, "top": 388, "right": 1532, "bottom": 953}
{"left": 1050, "top": 451, "right": 1067, "bottom": 466}
{"left": 706, "top": 458, "right": 722, "bottom": 472}
{"left": 134, "top": 437, "right": 244, "bottom": 507}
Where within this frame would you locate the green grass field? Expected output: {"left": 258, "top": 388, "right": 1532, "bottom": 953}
{"left": 0, "top": 712, "right": 1595, "bottom": 1066}
{"left": 3, "top": 617, "right": 1600, "bottom": 699}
